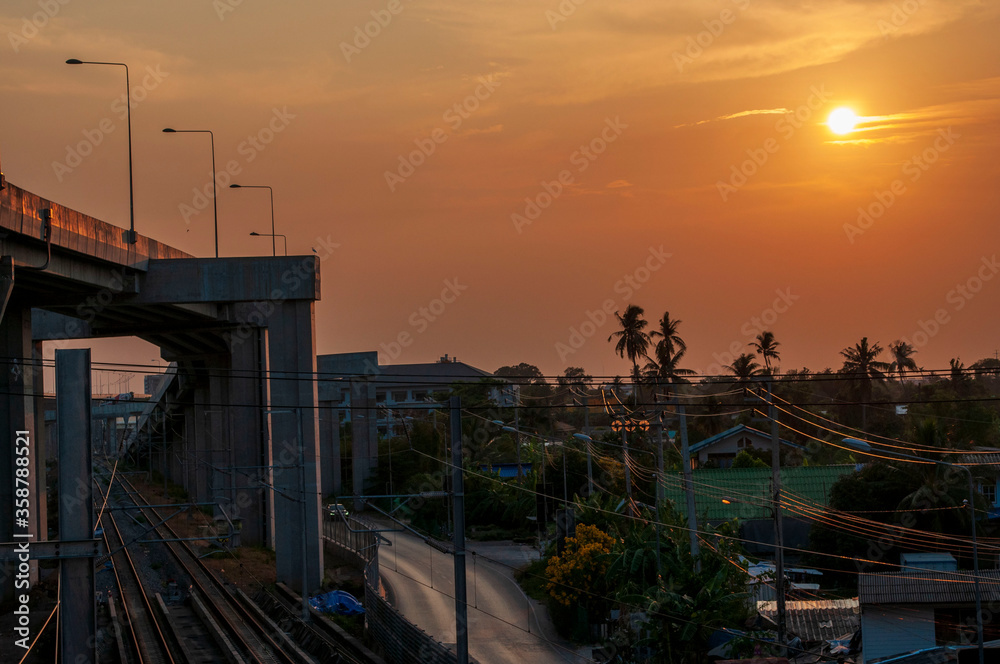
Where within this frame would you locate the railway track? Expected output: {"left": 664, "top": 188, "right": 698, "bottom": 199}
{"left": 100, "top": 508, "right": 175, "bottom": 664}
{"left": 111, "top": 472, "right": 313, "bottom": 664}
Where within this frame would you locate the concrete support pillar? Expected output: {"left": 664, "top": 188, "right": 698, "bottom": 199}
{"left": 228, "top": 332, "right": 267, "bottom": 545}
{"left": 31, "top": 340, "right": 47, "bottom": 543}
{"left": 56, "top": 348, "right": 96, "bottom": 664}
{"left": 351, "top": 379, "right": 377, "bottom": 510}
{"left": 266, "top": 300, "right": 322, "bottom": 594}
{"left": 319, "top": 402, "right": 341, "bottom": 498}
{"left": 0, "top": 303, "right": 38, "bottom": 599}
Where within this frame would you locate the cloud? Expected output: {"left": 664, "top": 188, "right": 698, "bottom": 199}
{"left": 675, "top": 108, "right": 792, "bottom": 128}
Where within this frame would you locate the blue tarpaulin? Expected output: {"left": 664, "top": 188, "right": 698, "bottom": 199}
{"left": 309, "top": 590, "right": 365, "bottom": 616}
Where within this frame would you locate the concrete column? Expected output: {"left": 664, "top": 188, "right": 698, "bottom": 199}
{"left": 266, "top": 300, "right": 322, "bottom": 594}
{"left": 228, "top": 332, "right": 267, "bottom": 545}
{"left": 0, "top": 303, "right": 37, "bottom": 599}
{"left": 351, "top": 379, "right": 377, "bottom": 510}
{"left": 56, "top": 348, "right": 96, "bottom": 664}
{"left": 30, "top": 340, "right": 46, "bottom": 554}
{"left": 319, "top": 401, "right": 341, "bottom": 498}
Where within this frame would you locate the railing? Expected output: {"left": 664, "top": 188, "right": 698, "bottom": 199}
{"left": 323, "top": 515, "right": 460, "bottom": 664}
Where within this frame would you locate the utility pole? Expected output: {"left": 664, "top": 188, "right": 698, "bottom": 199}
{"left": 768, "top": 381, "right": 785, "bottom": 650}
{"left": 582, "top": 395, "right": 593, "bottom": 495}
{"left": 655, "top": 419, "right": 664, "bottom": 574}
{"left": 450, "top": 397, "right": 469, "bottom": 664}
{"left": 677, "top": 398, "right": 700, "bottom": 568}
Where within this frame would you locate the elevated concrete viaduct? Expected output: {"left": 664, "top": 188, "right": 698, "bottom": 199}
{"left": 0, "top": 181, "right": 324, "bottom": 599}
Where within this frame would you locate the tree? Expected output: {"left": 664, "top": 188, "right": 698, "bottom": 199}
{"left": 727, "top": 352, "right": 762, "bottom": 382}
{"left": 649, "top": 311, "right": 687, "bottom": 359}
{"left": 840, "top": 337, "right": 891, "bottom": 429}
{"left": 645, "top": 311, "right": 695, "bottom": 401}
{"left": 888, "top": 340, "right": 919, "bottom": 382}
{"left": 557, "top": 367, "right": 593, "bottom": 390}
{"left": 749, "top": 330, "right": 781, "bottom": 375}
{"left": 608, "top": 304, "right": 651, "bottom": 400}
{"left": 545, "top": 523, "right": 615, "bottom": 608}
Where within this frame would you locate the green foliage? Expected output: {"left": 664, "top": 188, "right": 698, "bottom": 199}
{"left": 731, "top": 449, "right": 769, "bottom": 469}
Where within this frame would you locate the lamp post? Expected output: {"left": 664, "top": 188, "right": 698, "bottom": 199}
{"left": 492, "top": 417, "right": 522, "bottom": 480}
{"left": 249, "top": 231, "right": 287, "bottom": 256}
{"left": 230, "top": 184, "right": 277, "bottom": 256}
{"left": 66, "top": 59, "right": 137, "bottom": 244}
{"left": 843, "top": 437, "right": 983, "bottom": 664}
{"left": 163, "top": 128, "right": 218, "bottom": 257}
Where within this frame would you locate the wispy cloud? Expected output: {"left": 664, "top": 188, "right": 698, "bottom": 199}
{"left": 674, "top": 108, "right": 791, "bottom": 128}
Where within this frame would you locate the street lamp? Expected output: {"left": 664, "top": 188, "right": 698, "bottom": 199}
{"left": 843, "top": 437, "right": 983, "bottom": 664}
{"left": 66, "top": 59, "right": 137, "bottom": 244}
{"left": 163, "top": 128, "right": 218, "bottom": 257}
{"left": 230, "top": 184, "right": 277, "bottom": 256}
{"left": 492, "top": 418, "right": 523, "bottom": 480}
{"left": 249, "top": 231, "right": 287, "bottom": 256}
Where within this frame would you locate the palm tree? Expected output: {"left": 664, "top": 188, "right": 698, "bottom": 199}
{"left": 646, "top": 312, "right": 695, "bottom": 401}
{"left": 727, "top": 353, "right": 762, "bottom": 383}
{"left": 608, "top": 305, "right": 651, "bottom": 397}
{"left": 748, "top": 331, "right": 781, "bottom": 375}
{"left": 649, "top": 312, "right": 687, "bottom": 359}
{"left": 888, "top": 340, "right": 918, "bottom": 382}
{"left": 840, "top": 337, "right": 891, "bottom": 429}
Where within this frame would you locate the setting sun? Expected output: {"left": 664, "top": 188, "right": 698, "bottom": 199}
{"left": 828, "top": 107, "right": 859, "bottom": 134}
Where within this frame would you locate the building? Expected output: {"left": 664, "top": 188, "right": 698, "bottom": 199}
{"left": 859, "top": 555, "right": 1000, "bottom": 660}
{"left": 318, "top": 352, "right": 515, "bottom": 436}
{"left": 689, "top": 424, "right": 804, "bottom": 469}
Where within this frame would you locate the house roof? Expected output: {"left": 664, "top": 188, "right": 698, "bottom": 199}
{"left": 370, "top": 361, "right": 497, "bottom": 389}
{"left": 688, "top": 424, "right": 803, "bottom": 455}
{"left": 757, "top": 599, "right": 859, "bottom": 643}
{"left": 661, "top": 465, "right": 856, "bottom": 521}
{"left": 860, "top": 569, "right": 1000, "bottom": 605}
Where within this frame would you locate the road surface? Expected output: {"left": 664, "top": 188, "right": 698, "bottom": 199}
{"left": 377, "top": 526, "right": 592, "bottom": 664}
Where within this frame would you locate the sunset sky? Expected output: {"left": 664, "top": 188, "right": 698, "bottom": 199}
{"left": 2, "top": 0, "right": 999, "bottom": 382}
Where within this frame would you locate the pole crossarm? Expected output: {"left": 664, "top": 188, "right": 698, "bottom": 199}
{"left": 0, "top": 539, "right": 104, "bottom": 561}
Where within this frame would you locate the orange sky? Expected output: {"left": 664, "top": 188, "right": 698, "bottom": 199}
{"left": 2, "top": 0, "right": 999, "bottom": 381}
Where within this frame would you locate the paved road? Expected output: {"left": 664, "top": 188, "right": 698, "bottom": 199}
{"left": 377, "top": 526, "right": 592, "bottom": 664}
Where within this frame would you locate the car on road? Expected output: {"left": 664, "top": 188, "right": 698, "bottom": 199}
{"left": 326, "top": 503, "right": 349, "bottom": 519}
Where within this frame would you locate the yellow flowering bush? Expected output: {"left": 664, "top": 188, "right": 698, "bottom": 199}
{"left": 545, "top": 524, "right": 615, "bottom": 606}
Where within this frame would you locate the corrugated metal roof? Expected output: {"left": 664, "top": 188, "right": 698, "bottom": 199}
{"left": 661, "top": 465, "right": 856, "bottom": 521}
{"left": 859, "top": 569, "right": 1000, "bottom": 605}
{"left": 757, "top": 599, "right": 859, "bottom": 642}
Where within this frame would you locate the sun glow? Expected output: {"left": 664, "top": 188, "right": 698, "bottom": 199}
{"left": 827, "top": 107, "right": 859, "bottom": 134}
